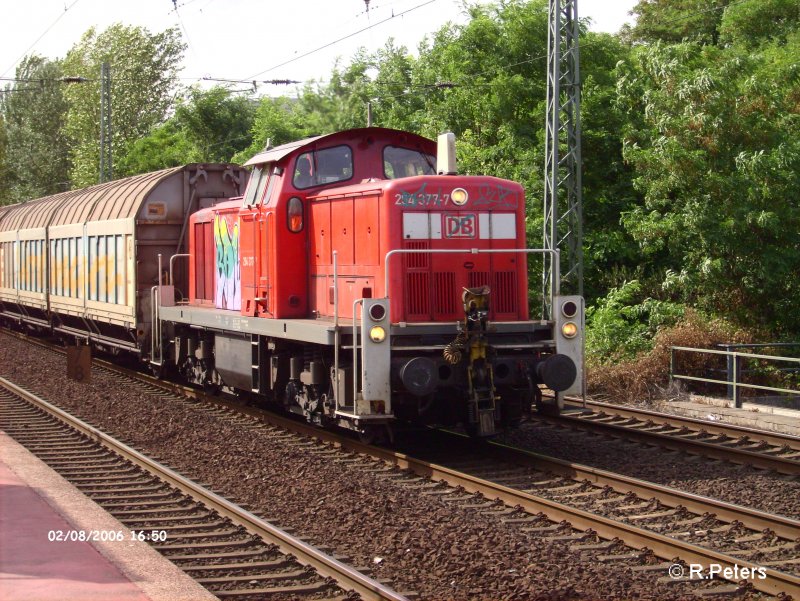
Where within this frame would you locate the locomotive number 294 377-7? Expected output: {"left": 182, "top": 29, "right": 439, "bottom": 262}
{"left": 394, "top": 192, "right": 451, "bottom": 208}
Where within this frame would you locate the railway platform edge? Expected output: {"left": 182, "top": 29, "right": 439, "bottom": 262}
{"left": 0, "top": 431, "right": 216, "bottom": 601}
{"left": 664, "top": 395, "right": 800, "bottom": 436}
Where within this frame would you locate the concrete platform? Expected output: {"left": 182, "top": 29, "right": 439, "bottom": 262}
{"left": 0, "top": 431, "right": 216, "bottom": 601}
{"left": 663, "top": 395, "right": 800, "bottom": 437}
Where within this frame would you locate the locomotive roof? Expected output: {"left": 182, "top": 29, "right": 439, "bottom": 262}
{"left": 0, "top": 164, "right": 236, "bottom": 232}
{"left": 244, "top": 127, "right": 435, "bottom": 167}
{"left": 244, "top": 135, "right": 325, "bottom": 167}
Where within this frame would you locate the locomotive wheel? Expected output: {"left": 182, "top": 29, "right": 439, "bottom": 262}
{"left": 359, "top": 425, "right": 393, "bottom": 446}
{"left": 203, "top": 382, "right": 221, "bottom": 395}
{"left": 359, "top": 428, "right": 377, "bottom": 445}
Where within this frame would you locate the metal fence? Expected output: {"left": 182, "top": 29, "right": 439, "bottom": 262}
{"left": 670, "top": 344, "right": 800, "bottom": 409}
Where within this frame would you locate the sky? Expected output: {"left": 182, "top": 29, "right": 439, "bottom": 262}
{"left": 1, "top": 0, "right": 638, "bottom": 96}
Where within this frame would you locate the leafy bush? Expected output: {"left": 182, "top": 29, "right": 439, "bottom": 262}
{"left": 586, "top": 280, "right": 685, "bottom": 363}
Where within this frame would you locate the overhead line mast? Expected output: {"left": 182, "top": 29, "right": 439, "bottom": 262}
{"left": 99, "top": 62, "right": 112, "bottom": 183}
{"left": 543, "top": 0, "right": 583, "bottom": 318}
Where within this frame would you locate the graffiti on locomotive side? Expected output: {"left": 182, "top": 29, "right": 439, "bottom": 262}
{"left": 472, "top": 184, "right": 518, "bottom": 209}
{"left": 214, "top": 214, "right": 241, "bottom": 311}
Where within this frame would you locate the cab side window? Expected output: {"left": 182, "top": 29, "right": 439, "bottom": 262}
{"left": 294, "top": 155, "right": 313, "bottom": 189}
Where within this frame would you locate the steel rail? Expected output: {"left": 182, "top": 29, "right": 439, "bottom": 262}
{"left": 48, "top": 355, "right": 800, "bottom": 595}
{"left": 342, "top": 435, "right": 800, "bottom": 598}
{"left": 570, "top": 398, "right": 800, "bottom": 450}
{"left": 398, "top": 466, "right": 800, "bottom": 598}
{"left": 206, "top": 399, "right": 799, "bottom": 540}
{"left": 547, "top": 404, "right": 800, "bottom": 476}
{"left": 124, "top": 385, "right": 799, "bottom": 597}
{"left": 480, "top": 438, "right": 800, "bottom": 540}
{"left": 149, "top": 379, "right": 798, "bottom": 538}
{"left": 183, "top": 408, "right": 800, "bottom": 597}
{"left": 0, "top": 376, "right": 409, "bottom": 601}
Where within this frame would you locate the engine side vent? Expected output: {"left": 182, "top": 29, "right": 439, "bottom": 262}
{"left": 406, "top": 272, "right": 430, "bottom": 318}
{"left": 433, "top": 271, "right": 456, "bottom": 317}
{"left": 403, "top": 240, "right": 430, "bottom": 269}
{"left": 493, "top": 270, "right": 517, "bottom": 315}
{"left": 468, "top": 271, "right": 491, "bottom": 289}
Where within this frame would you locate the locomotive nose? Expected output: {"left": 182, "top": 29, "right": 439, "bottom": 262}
{"left": 536, "top": 354, "right": 577, "bottom": 392}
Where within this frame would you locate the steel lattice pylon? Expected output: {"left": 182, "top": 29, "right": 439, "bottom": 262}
{"left": 99, "top": 62, "right": 112, "bottom": 183}
{"left": 542, "top": 0, "right": 583, "bottom": 319}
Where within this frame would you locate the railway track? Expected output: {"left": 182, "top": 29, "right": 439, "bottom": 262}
{"left": 186, "top": 401, "right": 800, "bottom": 597}
{"left": 541, "top": 398, "right": 800, "bottom": 476}
{"left": 92, "top": 375, "right": 800, "bottom": 597}
{"left": 0, "top": 376, "right": 409, "bottom": 601}
{"left": 8, "top": 327, "right": 798, "bottom": 478}
{"left": 388, "top": 431, "right": 800, "bottom": 582}
{"left": 3, "top": 329, "right": 799, "bottom": 597}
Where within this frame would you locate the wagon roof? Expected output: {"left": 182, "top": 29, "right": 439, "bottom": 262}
{"left": 0, "top": 166, "right": 186, "bottom": 232}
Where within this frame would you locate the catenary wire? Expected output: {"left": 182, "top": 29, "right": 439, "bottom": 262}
{"left": 0, "top": 0, "right": 83, "bottom": 79}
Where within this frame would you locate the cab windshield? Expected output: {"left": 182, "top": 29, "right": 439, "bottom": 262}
{"left": 383, "top": 146, "right": 436, "bottom": 179}
{"left": 242, "top": 166, "right": 268, "bottom": 206}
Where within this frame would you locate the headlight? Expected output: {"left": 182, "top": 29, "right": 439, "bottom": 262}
{"left": 369, "top": 326, "right": 386, "bottom": 343}
{"left": 561, "top": 321, "right": 578, "bottom": 339}
{"left": 451, "top": 187, "right": 468, "bottom": 205}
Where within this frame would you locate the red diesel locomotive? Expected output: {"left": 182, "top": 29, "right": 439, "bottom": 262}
{"left": 156, "top": 127, "right": 583, "bottom": 438}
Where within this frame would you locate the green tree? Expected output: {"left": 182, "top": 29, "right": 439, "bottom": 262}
{"left": 616, "top": 35, "right": 800, "bottom": 335}
{"left": 232, "top": 96, "right": 312, "bottom": 164}
{"left": 115, "top": 121, "right": 196, "bottom": 175}
{"left": 61, "top": 24, "right": 185, "bottom": 186}
{"left": 118, "top": 86, "right": 256, "bottom": 175}
{"left": 586, "top": 280, "right": 685, "bottom": 362}
{"left": 719, "top": 0, "right": 800, "bottom": 47}
{"left": 622, "top": 0, "right": 733, "bottom": 45}
{"left": 0, "top": 55, "right": 71, "bottom": 201}
{"left": 173, "top": 86, "right": 255, "bottom": 162}
{"left": 370, "top": 40, "right": 424, "bottom": 130}
{"left": 569, "top": 34, "right": 641, "bottom": 301}
{"left": 410, "top": 0, "right": 550, "bottom": 176}
{"left": 0, "top": 113, "right": 9, "bottom": 205}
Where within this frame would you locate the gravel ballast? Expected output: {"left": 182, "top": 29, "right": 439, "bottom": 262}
{"left": 0, "top": 333, "right": 778, "bottom": 600}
